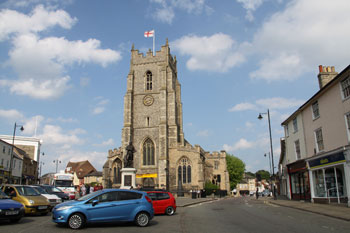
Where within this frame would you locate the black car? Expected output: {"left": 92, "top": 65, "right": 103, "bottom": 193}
{"left": 38, "top": 185, "right": 69, "bottom": 201}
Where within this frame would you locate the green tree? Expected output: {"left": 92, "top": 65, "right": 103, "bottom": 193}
{"left": 255, "top": 170, "right": 271, "bottom": 180}
{"left": 226, "top": 154, "right": 245, "bottom": 190}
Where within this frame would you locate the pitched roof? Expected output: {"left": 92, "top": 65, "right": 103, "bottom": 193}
{"left": 66, "top": 160, "right": 97, "bottom": 179}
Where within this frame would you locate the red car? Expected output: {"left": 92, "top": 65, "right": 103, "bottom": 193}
{"left": 147, "top": 191, "right": 176, "bottom": 215}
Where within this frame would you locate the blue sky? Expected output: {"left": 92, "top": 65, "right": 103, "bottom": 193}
{"left": 1, "top": 0, "right": 349, "bottom": 175}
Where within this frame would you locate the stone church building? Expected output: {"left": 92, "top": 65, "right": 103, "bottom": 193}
{"left": 103, "top": 40, "right": 230, "bottom": 195}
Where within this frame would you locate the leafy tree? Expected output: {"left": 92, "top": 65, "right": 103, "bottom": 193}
{"left": 226, "top": 154, "right": 245, "bottom": 190}
{"left": 255, "top": 170, "right": 271, "bottom": 180}
{"left": 245, "top": 171, "right": 255, "bottom": 177}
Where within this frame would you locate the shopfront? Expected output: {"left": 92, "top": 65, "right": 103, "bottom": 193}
{"left": 287, "top": 160, "right": 311, "bottom": 201}
{"left": 307, "top": 151, "right": 348, "bottom": 204}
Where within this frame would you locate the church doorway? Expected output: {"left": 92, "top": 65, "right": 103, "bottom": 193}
{"left": 143, "top": 178, "right": 155, "bottom": 189}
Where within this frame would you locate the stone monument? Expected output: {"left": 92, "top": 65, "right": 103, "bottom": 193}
{"left": 120, "top": 141, "right": 137, "bottom": 189}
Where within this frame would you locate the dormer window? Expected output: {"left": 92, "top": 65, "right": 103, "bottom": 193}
{"left": 146, "top": 71, "right": 152, "bottom": 91}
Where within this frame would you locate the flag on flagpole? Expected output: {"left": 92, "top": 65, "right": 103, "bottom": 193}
{"left": 144, "top": 30, "right": 155, "bottom": 56}
{"left": 144, "top": 30, "right": 154, "bottom": 37}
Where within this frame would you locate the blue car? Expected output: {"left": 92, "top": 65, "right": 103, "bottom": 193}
{"left": 0, "top": 190, "right": 25, "bottom": 223}
{"left": 52, "top": 189, "right": 154, "bottom": 229}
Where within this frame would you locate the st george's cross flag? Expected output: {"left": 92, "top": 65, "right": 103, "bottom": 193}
{"left": 144, "top": 30, "right": 154, "bottom": 37}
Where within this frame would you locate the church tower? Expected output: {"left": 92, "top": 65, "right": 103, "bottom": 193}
{"left": 104, "top": 40, "right": 230, "bottom": 195}
{"left": 122, "top": 39, "right": 184, "bottom": 189}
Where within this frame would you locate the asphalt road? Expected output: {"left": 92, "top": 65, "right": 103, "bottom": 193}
{"left": 1, "top": 197, "right": 349, "bottom": 233}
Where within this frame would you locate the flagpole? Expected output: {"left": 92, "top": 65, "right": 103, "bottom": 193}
{"left": 153, "top": 29, "right": 155, "bottom": 56}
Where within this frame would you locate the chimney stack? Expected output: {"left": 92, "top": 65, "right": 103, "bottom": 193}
{"left": 318, "top": 65, "right": 337, "bottom": 89}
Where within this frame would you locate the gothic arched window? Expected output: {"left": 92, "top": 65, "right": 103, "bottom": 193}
{"left": 146, "top": 71, "right": 152, "bottom": 90}
{"left": 177, "top": 157, "right": 191, "bottom": 184}
{"left": 113, "top": 159, "right": 122, "bottom": 184}
{"left": 143, "top": 138, "right": 155, "bottom": 165}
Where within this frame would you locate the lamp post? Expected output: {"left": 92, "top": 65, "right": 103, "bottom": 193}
{"left": 53, "top": 159, "right": 61, "bottom": 173}
{"left": 258, "top": 109, "right": 277, "bottom": 200}
{"left": 264, "top": 152, "right": 272, "bottom": 174}
{"left": 10, "top": 122, "right": 24, "bottom": 184}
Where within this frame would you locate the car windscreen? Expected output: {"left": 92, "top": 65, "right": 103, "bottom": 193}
{"left": 43, "top": 186, "right": 63, "bottom": 193}
{"left": 0, "top": 190, "right": 10, "bottom": 199}
{"left": 55, "top": 180, "right": 73, "bottom": 187}
{"left": 77, "top": 190, "right": 103, "bottom": 201}
{"left": 32, "top": 186, "right": 48, "bottom": 194}
{"left": 16, "top": 186, "right": 41, "bottom": 196}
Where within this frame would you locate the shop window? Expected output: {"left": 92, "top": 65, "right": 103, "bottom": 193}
{"left": 313, "top": 169, "right": 326, "bottom": 197}
{"left": 325, "top": 167, "right": 344, "bottom": 197}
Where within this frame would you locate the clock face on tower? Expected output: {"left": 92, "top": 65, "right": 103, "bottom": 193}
{"left": 143, "top": 95, "right": 154, "bottom": 106}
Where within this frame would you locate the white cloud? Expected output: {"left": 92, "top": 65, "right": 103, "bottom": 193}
{"left": 250, "top": 0, "right": 350, "bottom": 81}
{"left": 255, "top": 97, "right": 304, "bottom": 109}
{"left": 92, "top": 97, "right": 110, "bottom": 115}
{"left": 196, "top": 130, "right": 209, "bottom": 137}
{"left": 150, "top": 0, "right": 212, "bottom": 24}
{"left": 37, "top": 124, "right": 84, "bottom": 146}
{"left": 0, "top": 77, "right": 71, "bottom": 99}
{"left": 172, "top": 33, "right": 246, "bottom": 72}
{"left": 93, "top": 138, "right": 115, "bottom": 147}
{"left": 0, "top": 109, "right": 24, "bottom": 120}
{"left": 229, "top": 102, "right": 256, "bottom": 112}
{"left": 236, "top": 0, "right": 264, "bottom": 21}
{"left": 223, "top": 138, "right": 254, "bottom": 152}
{"left": 0, "top": 5, "right": 77, "bottom": 41}
{"left": 229, "top": 97, "right": 304, "bottom": 112}
{"left": 59, "top": 150, "right": 106, "bottom": 171}
{"left": 245, "top": 121, "right": 254, "bottom": 129}
{"left": 0, "top": 6, "right": 121, "bottom": 99}
{"left": 22, "top": 115, "right": 45, "bottom": 136}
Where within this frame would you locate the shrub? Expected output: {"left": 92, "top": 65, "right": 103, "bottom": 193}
{"left": 204, "top": 181, "right": 219, "bottom": 195}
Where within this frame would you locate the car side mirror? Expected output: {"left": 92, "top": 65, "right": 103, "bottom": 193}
{"left": 92, "top": 199, "right": 99, "bottom": 206}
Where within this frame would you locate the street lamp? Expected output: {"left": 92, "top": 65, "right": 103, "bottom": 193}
{"left": 10, "top": 122, "right": 24, "bottom": 184}
{"left": 258, "top": 109, "right": 277, "bottom": 200}
{"left": 53, "top": 159, "right": 61, "bottom": 173}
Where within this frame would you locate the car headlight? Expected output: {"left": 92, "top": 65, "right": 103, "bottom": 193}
{"left": 56, "top": 206, "right": 73, "bottom": 211}
{"left": 28, "top": 199, "right": 35, "bottom": 204}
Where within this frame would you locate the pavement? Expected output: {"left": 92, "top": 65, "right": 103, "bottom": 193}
{"left": 175, "top": 195, "right": 350, "bottom": 221}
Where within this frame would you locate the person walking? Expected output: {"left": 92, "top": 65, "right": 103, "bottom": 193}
{"left": 256, "top": 188, "right": 259, "bottom": 199}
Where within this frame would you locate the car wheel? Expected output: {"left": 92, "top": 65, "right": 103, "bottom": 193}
{"left": 68, "top": 213, "right": 85, "bottom": 229}
{"left": 165, "top": 206, "right": 175, "bottom": 216}
{"left": 135, "top": 212, "right": 149, "bottom": 227}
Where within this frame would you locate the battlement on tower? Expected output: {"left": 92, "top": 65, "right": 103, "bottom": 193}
{"left": 130, "top": 39, "right": 177, "bottom": 69}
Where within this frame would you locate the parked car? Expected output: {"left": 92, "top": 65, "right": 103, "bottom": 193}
{"left": 52, "top": 189, "right": 154, "bottom": 229}
{"left": 147, "top": 191, "right": 176, "bottom": 215}
{"left": 262, "top": 190, "right": 271, "bottom": 197}
{"left": 29, "top": 186, "right": 62, "bottom": 210}
{"left": 1, "top": 185, "right": 50, "bottom": 215}
{"left": 39, "top": 185, "right": 69, "bottom": 202}
{"left": 0, "top": 190, "right": 25, "bottom": 223}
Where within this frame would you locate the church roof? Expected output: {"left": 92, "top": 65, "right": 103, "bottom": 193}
{"left": 66, "top": 160, "right": 97, "bottom": 179}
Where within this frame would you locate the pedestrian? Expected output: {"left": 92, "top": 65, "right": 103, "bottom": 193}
{"left": 90, "top": 185, "right": 94, "bottom": 193}
{"left": 86, "top": 184, "right": 90, "bottom": 195}
{"left": 256, "top": 188, "right": 259, "bottom": 199}
{"left": 75, "top": 186, "right": 81, "bottom": 199}
{"left": 81, "top": 184, "right": 86, "bottom": 196}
